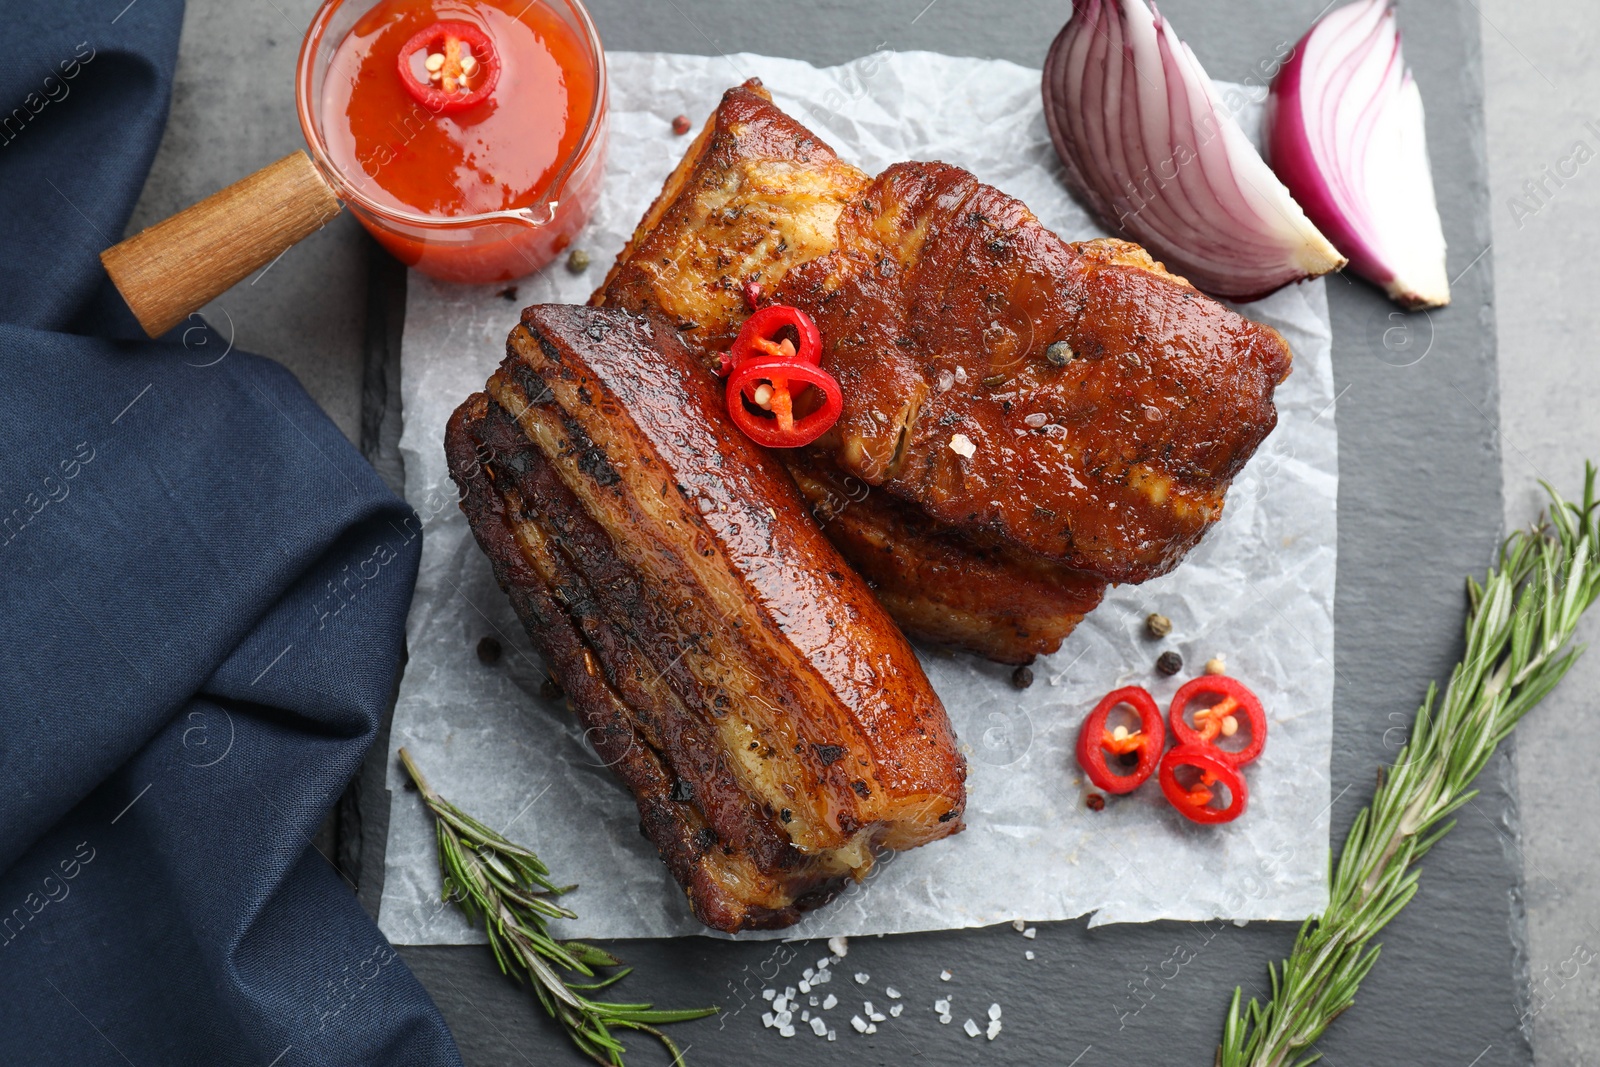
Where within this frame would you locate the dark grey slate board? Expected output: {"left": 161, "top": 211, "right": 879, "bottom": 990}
{"left": 354, "top": 0, "right": 1526, "bottom": 1062}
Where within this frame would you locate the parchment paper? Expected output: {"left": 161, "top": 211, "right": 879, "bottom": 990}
{"left": 378, "top": 50, "right": 1336, "bottom": 943}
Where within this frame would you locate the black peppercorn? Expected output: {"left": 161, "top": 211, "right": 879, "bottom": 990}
{"left": 476, "top": 636, "right": 502, "bottom": 664}
{"left": 1086, "top": 793, "right": 1106, "bottom": 811}
{"left": 1146, "top": 612, "right": 1173, "bottom": 639}
{"left": 498, "top": 286, "right": 519, "bottom": 302}
{"left": 1046, "top": 340, "right": 1074, "bottom": 366}
{"left": 566, "top": 248, "right": 591, "bottom": 273}
{"left": 1011, "top": 665, "right": 1035, "bottom": 689}
{"left": 1156, "top": 650, "right": 1183, "bottom": 676}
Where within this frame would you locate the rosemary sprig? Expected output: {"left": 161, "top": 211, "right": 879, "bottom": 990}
{"left": 399, "top": 748, "right": 717, "bottom": 1066}
{"left": 1217, "top": 465, "right": 1600, "bottom": 1067}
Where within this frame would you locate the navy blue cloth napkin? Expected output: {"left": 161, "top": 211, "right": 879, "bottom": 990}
{"left": 0, "top": 2, "right": 463, "bottom": 1063}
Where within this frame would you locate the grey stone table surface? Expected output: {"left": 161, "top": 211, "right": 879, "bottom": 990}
{"left": 121, "top": 0, "right": 1599, "bottom": 1064}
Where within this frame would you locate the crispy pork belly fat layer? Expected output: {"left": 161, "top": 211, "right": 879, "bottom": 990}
{"left": 445, "top": 305, "right": 966, "bottom": 932}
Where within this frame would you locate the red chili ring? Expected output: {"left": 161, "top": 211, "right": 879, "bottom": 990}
{"left": 397, "top": 21, "right": 500, "bottom": 115}
{"left": 729, "top": 305, "right": 822, "bottom": 371}
{"left": 726, "top": 357, "right": 843, "bottom": 449}
{"left": 1074, "top": 686, "right": 1164, "bottom": 795}
{"left": 1159, "top": 743, "right": 1248, "bottom": 824}
{"left": 1168, "top": 674, "right": 1267, "bottom": 767}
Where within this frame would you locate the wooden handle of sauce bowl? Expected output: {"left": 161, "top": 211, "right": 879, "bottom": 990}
{"left": 101, "top": 150, "right": 343, "bottom": 338}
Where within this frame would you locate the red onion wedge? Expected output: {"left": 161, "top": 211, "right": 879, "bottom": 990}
{"left": 1267, "top": 0, "right": 1450, "bottom": 309}
{"left": 1043, "top": 0, "right": 1345, "bottom": 303}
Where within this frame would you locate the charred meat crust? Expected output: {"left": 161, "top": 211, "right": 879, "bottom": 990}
{"left": 445, "top": 305, "right": 966, "bottom": 932}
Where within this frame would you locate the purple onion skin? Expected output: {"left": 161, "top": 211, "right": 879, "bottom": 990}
{"left": 1041, "top": 0, "right": 1339, "bottom": 304}
{"left": 1266, "top": 31, "right": 1394, "bottom": 292}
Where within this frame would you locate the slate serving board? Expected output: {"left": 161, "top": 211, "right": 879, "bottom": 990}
{"left": 351, "top": 0, "right": 1524, "bottom": 1062}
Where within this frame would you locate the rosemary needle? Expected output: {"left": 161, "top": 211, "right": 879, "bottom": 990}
{"left": 1217, "top": 464, "right": 1600, "bottom": 1067}
{"left": 399, "top": 748, "right": 718, "bottom": 1066}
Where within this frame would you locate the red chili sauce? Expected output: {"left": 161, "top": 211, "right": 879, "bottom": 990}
{"left": 318, "top": 0, "right": 603, "bottom": 281}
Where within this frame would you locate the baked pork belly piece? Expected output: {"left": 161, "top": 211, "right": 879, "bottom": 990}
{"left": 595, "top": 84, "right": 1293, "bottom": 662}
{"left": 445, "top": 305, "right": 966, "bottom": 932}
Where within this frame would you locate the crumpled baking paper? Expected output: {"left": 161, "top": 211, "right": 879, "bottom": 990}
{"left": 378, "top": 50, "right": 1336, "bottom": 944}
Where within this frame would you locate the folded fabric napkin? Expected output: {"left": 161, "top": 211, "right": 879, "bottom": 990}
{"left": 0, "top": 1, "right": 462, "bottom": 1062}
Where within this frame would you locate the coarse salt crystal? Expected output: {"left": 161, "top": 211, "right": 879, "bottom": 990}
{"left": 809, "top": 996, "right": 818, "bottom": 1007}
{"left": 889, "top": 1004, "right": 903, "bottom": 1018}
{"left": 987, "top": 1019, "right": 1002, "bottom": 1040}
{"left": 885, "top": 986, "right": 901, "bottom": 999}
{"left": 762, "top": 1013, "right": 774, "bottom": 1028}
{"left": 775, "top": 1011, "right": 791, "bottom": 1027}
{"left": 867, "top": 1023, "right": 877, "bottom": 1034}
{"left": 810, "top": 1017, "right": 828, "bottom": 1037}
{"left": 940, "top": 970, "right": 952, "bottom": 981}
{"left": 1025, "top": 950, "right": 1035, "bottom": 960}
{"left": 863, "top": 1001, "right": 875, "bottom": 1016}
{"left": 822, "top": 994, "right": 837, "bottom": 1010}
{"left": 964, "top": 1018, "right": 981, "bottom": 1038}
{"left": 798, "top": 981, "right": 810, "bottom": 994}
{"left": 939, "top": 1014, "right": 953, "bottom": 1025}
{"left": 801, "top": 1010, "right": 810, "bottom": 1022}
{"left": 1023, "top": 927, "right": 1037, "bottom": 939}
{"left": 827, "top": 1030, "right": 837, "bottom": 1042}
{"left": 828, "top": 936, "right": 849, "bottom": 958}
{"left": 772, "top": 997, "right": 786, "bottom": 1013}
{"left": 850, "top": 1015, "right": 868, "bottom": 1034}
{"left": 948, "top": 434, "right": 976, "bottom": 459}
{"left": 785, "top": 986, "right": 796, "bottom": 999}
{"left": 934, "top": 998, "right": 951, "bottom": 1014}
{"left": 937, "top": 370, "right": 955, "bottom": 392}
{"left": 1011, "top": 918, "right": 1026, "bottom": 933}
{"left": 1023, "top": 412, "right": 1049, "bottom": 429}
{"left": 817, "top": 958, "right": 830, "bottom": 970}
{"left": 762, "top": 989, "right": 776, "bottom": 1001}
{"left": 869, "top": 1011, "right": 886, "bottom": 1023}
{"left": 988, "top": 1004, "right": 1002, "bottom": 1021}
{"left": 854, "top": 972, "right": 870, "bottom": 984}
{"left": 955, "top": 365, "right": 969, "bottom": 384}
{"left": 803, "top": 968, "right": 815, "bottom": 980}
{"left": 779, "top": 1024, "right": 795, "bottom": 1038}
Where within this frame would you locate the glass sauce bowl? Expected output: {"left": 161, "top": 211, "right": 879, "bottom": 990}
{"left": 296, "top": 0, "right": 608, "bottom": 284}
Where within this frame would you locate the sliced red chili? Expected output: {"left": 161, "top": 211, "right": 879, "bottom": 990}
{"left": 1159, "top": 743, "right": 1248, "bottom": 824}
{"left": 397, "top": 21, "right": 500, "bottom": 115}
{"left": 727, "top": 305, "right": 822, "bottom": 372}
{"left": 1074, "top": 686, "right": 1164, "bottom": 795}
{"left": 1168, "top": 674, "right": 1267, "bottom": 767}
{"left": 726, "top": 356, "right": 842, "bottom": 449}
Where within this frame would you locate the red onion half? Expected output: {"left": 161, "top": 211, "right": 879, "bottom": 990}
{"left": 1042, "top": 0, "right": 1345, "bottom": 303}
{"left": 1267, "top": 0, "right": 1450, "bottom": 309}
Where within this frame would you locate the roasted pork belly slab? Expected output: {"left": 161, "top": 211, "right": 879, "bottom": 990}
{"left": 776, "top": 163, "right": 1293, "bottom": 585}
{"left": 445, "top": 305, "right": 966, "bottom": 932}
{"left": 596, "top": 85, "right": 1293, "bottom": 660}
